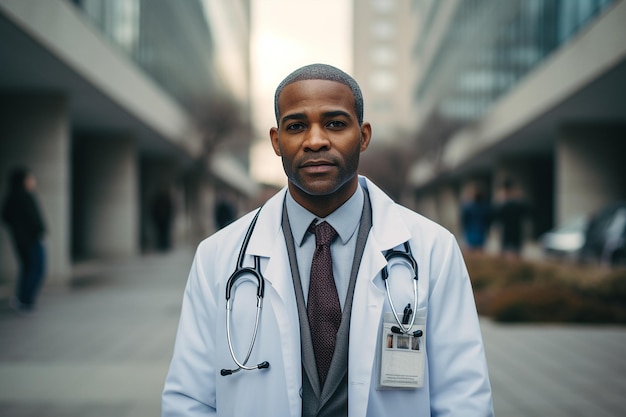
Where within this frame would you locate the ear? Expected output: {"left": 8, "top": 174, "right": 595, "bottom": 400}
{"left": 270, "top": 127, "right": 281, "bottom": 156}
{"left": 359, "top": 122, "right": 372, "bottom": 153}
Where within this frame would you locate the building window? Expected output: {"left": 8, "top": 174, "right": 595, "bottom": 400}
{"left": 370, "top": 71, "right": 397, "bottom": 92}
{"left": 370, "top": 46, "right": 397, "bottom": 66}
{"left": 371, "top": 20, "right": 396, "bottom": 40}
{"left": 373, "top": 100, "right": 393, "bottom": 112}
{"left": 371, "top": 0, "right": 396, "bottom": 14}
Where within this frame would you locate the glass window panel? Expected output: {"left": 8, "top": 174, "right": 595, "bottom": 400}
{"left": 370, "top": 46, "right": 397, "bottom": 65}
{"left": 370, "top": 71, "right": 397, "bottom": 92}
{"left": 371, "top": 21, "right": 396, "bottom": 39}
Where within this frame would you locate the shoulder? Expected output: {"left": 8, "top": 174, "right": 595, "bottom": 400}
{"left": 362, "top": 176, "right": 455, "bottom": 249}
{"left": 196, "top": 188, "right": 287, "bottom": 261}
{"left": 197, "top": 209, "right": 259, "bottom": 256}
{"left": 398, "top": 203, "right": 456, "bottom": 250}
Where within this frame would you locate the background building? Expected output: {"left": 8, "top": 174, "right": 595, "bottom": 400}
{"left": 354, "top": 0, "right": 625, "bottom": 254}
{"left": 353, "top": 0, "right": 416, "bottom": 145}
{"left": 0, "top": 0, "right": 253, "bottom": 285}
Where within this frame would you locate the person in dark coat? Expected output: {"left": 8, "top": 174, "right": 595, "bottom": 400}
{"left": 152, "top": 186, "right": 174, "bottom": 251}
{"left": 461, "top": 189, "right": 493, "bottom": 252}
{"left": 494, "top": 178, "right": 529, "bottom": 258}
{"left": 214, "top": 196, "right": 236, "bottom": 230}
{"left": 2, "top": 167, "right": 46, "bottom": 312}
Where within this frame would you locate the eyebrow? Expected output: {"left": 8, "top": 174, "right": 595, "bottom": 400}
{"left": 280, "top": 110, "right": 353, "bottom": 126}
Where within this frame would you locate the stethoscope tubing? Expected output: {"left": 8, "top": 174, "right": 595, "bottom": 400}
{"left": 382, "top": 242, "right": 419, "bottom": 335}
{"left": 221, "top": 206, "right": 421, "bottom": 376}
{"left": 225, "top": 291, "right": 263, "bottom": 372}
{"left": 222, "top": 208, "right": 270, "bottom": 376}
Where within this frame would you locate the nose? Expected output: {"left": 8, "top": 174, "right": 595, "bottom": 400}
{"left": 304, "top": 124, "right": 330, "bottom": 152}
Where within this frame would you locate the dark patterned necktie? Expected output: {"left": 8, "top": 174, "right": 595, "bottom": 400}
{"left": 307, "top": 220, "right": 341, "bottom": 387}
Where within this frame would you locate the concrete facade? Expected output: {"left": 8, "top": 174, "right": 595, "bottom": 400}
{"left": 557, "top": 125, "right": 626, "bottom": 225}
{"left": 405, "top": 0, "right": 626, "bottom": 249}
{"left": 352, "top": 0, "right": 416, "bottom": 144}
{"left": 72, "top": 135, "right": 138, "bottom": 260}
{"left": 0, "top": 0, "right": 253, "bottom": 288}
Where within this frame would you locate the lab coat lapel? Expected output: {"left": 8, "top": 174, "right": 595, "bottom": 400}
{"left": 348, "top": 178, "right": 413, "bottom": 417}
{"left": 244, "top": 188, "right": 303, "bottom": 416}
{"left": 245, "top": 188, "right": 293, "bottom": 306}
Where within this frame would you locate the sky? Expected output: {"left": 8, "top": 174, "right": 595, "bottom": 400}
{"left": 249, "top": 0, "right": 353, "bottom": 186}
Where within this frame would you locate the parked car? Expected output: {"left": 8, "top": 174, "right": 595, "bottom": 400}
{"left": 580, "top": 201, "right": 626, "bottom": 266}
{"left": 540, "top": 216, "right": 587, "bottom": 260}
{"left": 540, "top": 201, "right": 626, "bottom": 266}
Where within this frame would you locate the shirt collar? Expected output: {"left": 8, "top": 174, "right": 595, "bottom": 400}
{"left": 285, "top": 185, "right": 364, "bottom": 247}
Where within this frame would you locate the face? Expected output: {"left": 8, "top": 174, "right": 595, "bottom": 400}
{"left": 270, "top": 79, "right": 371, "bottom": 216}
{"left": 24, "top": 173, "right": 37, "bottom": 191}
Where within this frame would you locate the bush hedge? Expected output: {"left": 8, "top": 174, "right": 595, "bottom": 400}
{"left": 464, "top": 253, "right": 626, "bottom": 324}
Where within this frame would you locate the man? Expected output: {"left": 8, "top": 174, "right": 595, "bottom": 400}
{"left": 495, "top": 178, "right": 530, "bottom": 258}
{"left": 2, "top": 167, "right": 46, "bottom": 312}
{"left": 163, "top": 64, "right": 493, "bottom": 416}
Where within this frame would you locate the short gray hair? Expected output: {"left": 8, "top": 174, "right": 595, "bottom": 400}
{"left": 274, "top": 63, "right": 364, "bottom": 126}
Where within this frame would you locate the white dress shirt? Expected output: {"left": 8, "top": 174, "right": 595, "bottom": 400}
{"left": 285, "top": 186, "right": 364, "bottom": 309}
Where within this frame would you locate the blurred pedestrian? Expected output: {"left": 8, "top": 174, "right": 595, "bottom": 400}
{"left": 214, "top": 196, "right": 236, "bottom": 230}
{"left": 152, "top": 186, "right": 174, "bottom": 251}
{"left": 2, "top": 167, "right": 46, "bottom": 312}
{"left": 494, "top": 178, "right": 529, "bottom": 258}
{"left": 461, "top": 187, "right": 492, "bottom": 252}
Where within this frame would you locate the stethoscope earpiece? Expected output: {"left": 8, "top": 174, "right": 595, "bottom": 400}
{"left": 221, "top": 360, "right": 270, "bottom": 376}
{"left": 391, "top": 326, "right": 423, "bottom": 338}
{"left": 391, "top": 326, "right": 403, "bottom": 334}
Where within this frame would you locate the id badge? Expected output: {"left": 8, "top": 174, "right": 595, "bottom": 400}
{"left": 378, "top": 312, "right": 425, "bottom": 389}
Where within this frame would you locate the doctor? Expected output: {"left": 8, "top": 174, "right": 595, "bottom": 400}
{"left": 162, "top": 64, "right": 494, "bottom": 416}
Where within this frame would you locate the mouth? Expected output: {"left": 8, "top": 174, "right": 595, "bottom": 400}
{"left": 300, "top": 159, "right": 335, "bottom": 174}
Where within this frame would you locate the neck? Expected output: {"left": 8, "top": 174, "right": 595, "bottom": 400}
{"left": 288, "top": 180, "right": 358, "bottom": 218}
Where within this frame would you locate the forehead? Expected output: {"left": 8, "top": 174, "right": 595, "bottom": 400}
{"left": 277, "top": 79, "right": 355, "bottom": 116}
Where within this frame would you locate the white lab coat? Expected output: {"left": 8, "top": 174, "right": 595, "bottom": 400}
{"left": 163, "top": 177, "right": 494, "bottom": 416}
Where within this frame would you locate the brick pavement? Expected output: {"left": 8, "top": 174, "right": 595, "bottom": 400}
{"left": 0, "top": 248, "right": 625, "bottom": 416}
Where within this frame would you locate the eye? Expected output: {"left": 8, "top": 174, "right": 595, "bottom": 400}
{"left": 285, "top": 122, "right": 305, "bottom": 132}
{"left": 327, "top": 120, "right": 346, "bottom": 129}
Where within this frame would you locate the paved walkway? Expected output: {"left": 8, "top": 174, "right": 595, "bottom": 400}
{"left": 0, "top": 248, "right": 625, "bottom": 416}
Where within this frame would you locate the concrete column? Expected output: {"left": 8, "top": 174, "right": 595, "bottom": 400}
{"left": 140, "top": 157, "right": 188, "bottom": 252}
{"left": 180, "top": 172, "right": 210, "bottom": 247}
{"left": 0, "top": 93, "right": 70, "bottom": 285}
{"left": 72, "top": 135, "right": 138, "bottom": 259}
{"left": 436, "top": 184, "right": 461, "bottom": 237}
{"left": 556, "top": 125, "right": 626, "bottom": 225}
{"left": 414, "top": 191, "right": 439, "bottom": 224}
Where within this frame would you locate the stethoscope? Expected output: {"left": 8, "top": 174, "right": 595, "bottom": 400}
{"left": 220, "top": 208, "right": 270, "bottom": 376}
{"left": 220, "top": 207, "right": 421, "bottom": 376}
{"left": 382, "top": 242, "right": 421, "bottom": 337}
